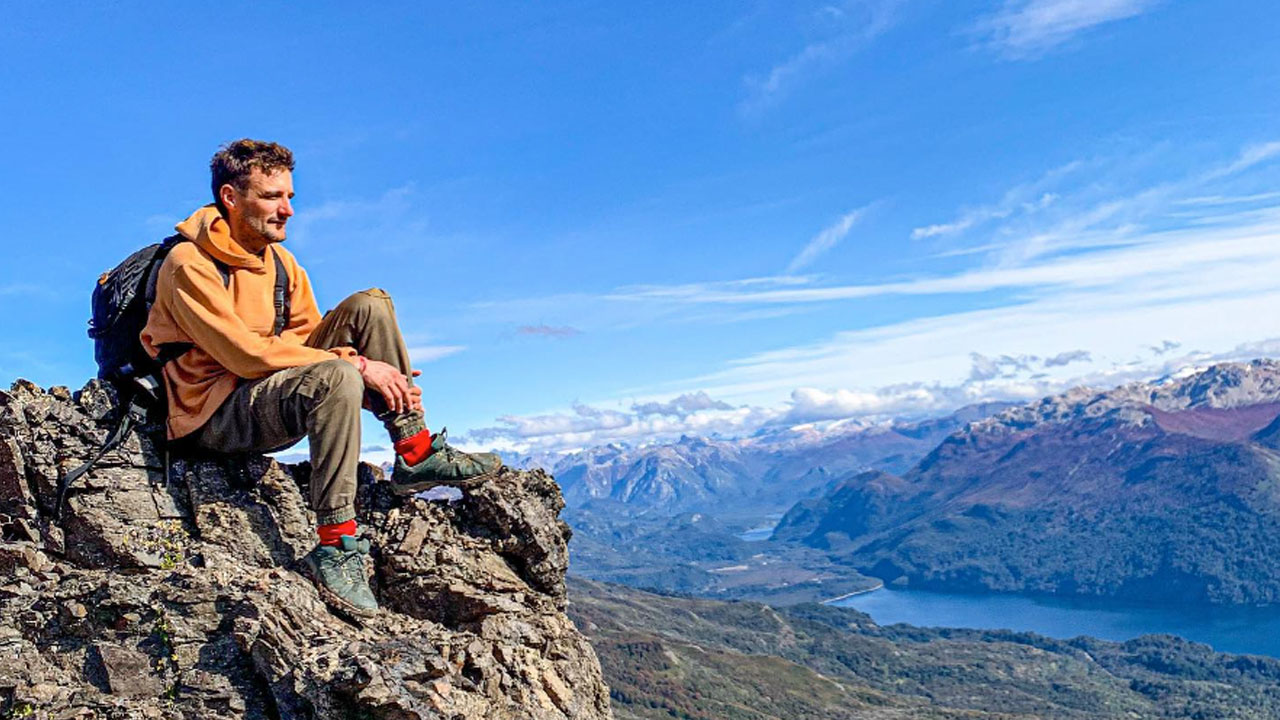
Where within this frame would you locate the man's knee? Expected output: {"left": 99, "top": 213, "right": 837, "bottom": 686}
{"left": 334, "top": 288, "right": 394, "bottom": 321}
{"left": 304, "top": 358, "right": 364, "bottom": 408}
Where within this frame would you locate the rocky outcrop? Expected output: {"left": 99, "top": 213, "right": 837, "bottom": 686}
{"left": 0, "top": 378, "right": 612, "bottom": 719}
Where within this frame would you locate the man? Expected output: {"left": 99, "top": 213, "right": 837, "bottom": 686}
{"left": 141, "top": 139, "right": 501, "bottom": 617}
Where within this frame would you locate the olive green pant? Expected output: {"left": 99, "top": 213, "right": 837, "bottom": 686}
{"left": 187, "top": 288, "right": 424, "bottom": 525}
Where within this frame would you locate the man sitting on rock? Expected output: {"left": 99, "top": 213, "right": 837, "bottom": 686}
{"left": 141, "top": 138, "right": 501, "bottom": 617}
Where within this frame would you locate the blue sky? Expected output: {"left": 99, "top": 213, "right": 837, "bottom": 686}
{"left": 3, "top": 1, "right": 1280, "bottom": 456}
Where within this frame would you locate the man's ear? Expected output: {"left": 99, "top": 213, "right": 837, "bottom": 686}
{"left": 219, "top": 183, "right": 238, "bottom": 212}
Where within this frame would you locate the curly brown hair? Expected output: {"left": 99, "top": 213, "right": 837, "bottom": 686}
{"left": 210, "top": 139, "right": 295, "bottom": 214}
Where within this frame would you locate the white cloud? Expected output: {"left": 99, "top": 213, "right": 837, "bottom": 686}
{"left": 1044, "top": 349, "right": 1092, "bottom": 367}
{"left": 974, "top": 0, "right": 1161, "bottom": 57}
{"left": 968, "top": 353, "right": 1038, "bottom": 381}
{"left": 786, "top": 205, "right": 872, "bottom": 273}
{"left": 785, "top": 385, "right": 953, "bottom": 422}
{"left": 632, "top": 391, "right": 733, "bottom": 417}
{"left": 468, "top": 398, "right": 780, "bottom": 453}
{"left": 408, "top": 345, "right": 466, "bottom": 362}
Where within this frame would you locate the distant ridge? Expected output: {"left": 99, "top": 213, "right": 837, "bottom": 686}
{"left": 511, "top": 403, "right": 1015, "bottom": 516}
{"left": 773, "top": 359, "right": 1280, "bottom": 605}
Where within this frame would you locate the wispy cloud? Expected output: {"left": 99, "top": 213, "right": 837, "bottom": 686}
{"left": 911, "top": 161, "right": 1079, "bottom": 240}
{"left": 0, "top": 283, "right": 59, "bottom": 300}
{"left": 973, "top": 0, "right": 1161, "bottom": 58}
{"left": 408, "top": 345, "right": 466, "bottom": 362}
{"left": 289, "top": 184, "right": 428, "bottom": 252}
{"left": 1177, "top": 191, "right": 1280, "bottom": 207}
{"left": 602, "top": 220, "right": 1280, "bottom": 308}
{"left": 466, "top": 142, "right": 1280, "bottom": 451}
{"left": 1203, "top": 141, "right": 1280, "bottom": 181}
{"left": 475, "top": 142, "right": 1280, "bottom": 329}
{"left": 516, "top": 324, "right": 582, "bottom": 338}
{"left": 742, "top": 0, "right": 900, "bottom": 112}
{"left": 787, "top": 204, "right": 872, "bottom": 273}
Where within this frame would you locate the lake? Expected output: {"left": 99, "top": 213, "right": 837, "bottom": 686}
{"left": 833, "top": 587, "right": 1280, "bottom": 658}
{"left": 738, "top": 524, "right": 776, "bottom": 542}
{"left": 738, "top": 516, "right": 782, "bottom": 542}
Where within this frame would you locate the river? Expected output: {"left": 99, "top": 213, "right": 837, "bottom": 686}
{"left": 832, "top": 587, "right": 1280, "bottom": 658}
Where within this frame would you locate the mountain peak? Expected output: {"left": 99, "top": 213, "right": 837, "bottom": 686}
{"left": 968, "top": 359, "right": 1280, "bottom": 438}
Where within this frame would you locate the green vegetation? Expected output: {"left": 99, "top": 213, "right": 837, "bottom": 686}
{"left": 124, "top": 519, "right": 192, "bottom": 571}
{"left": 570, "top": 578, "right": 1280, "bottom": 719}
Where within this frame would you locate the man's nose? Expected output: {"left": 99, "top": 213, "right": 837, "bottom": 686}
{"left": 279, "top": 198, "right": 294, "bottom": 218}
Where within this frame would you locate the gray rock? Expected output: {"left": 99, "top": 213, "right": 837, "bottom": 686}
{"left": 96, "top": 643, "right": 167, "bottom": 698}
{"left": 0, "top": 378, "right": 612, "bottom": 719}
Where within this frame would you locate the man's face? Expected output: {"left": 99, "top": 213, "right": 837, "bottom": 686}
{"left": 223, "top": 168, "right": 294, "bottom": 246}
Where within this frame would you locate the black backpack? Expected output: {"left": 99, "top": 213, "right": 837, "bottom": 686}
{"left": 57, "top": 236, "right": 291, "bottom": 519}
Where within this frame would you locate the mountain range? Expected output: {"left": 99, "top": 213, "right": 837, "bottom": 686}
{"left": 773, "top": 360, "right": 1280, "bottom": 605}
{"left": 510, "top": 402, "right": 1013, "bottom": 518}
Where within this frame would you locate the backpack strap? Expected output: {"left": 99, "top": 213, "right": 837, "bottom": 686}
{"left": 270, "top": 247, "right": 290, "bottom": 337}
{"left": 213, "top": 260, "right": 231, "bottom": 288}
{"left": 54, "top": 394, "right": 148, "bottom": 521}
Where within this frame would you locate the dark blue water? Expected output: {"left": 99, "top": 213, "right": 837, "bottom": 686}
{"left": 833, "top": 587, "right": 1280, "bottom": 658}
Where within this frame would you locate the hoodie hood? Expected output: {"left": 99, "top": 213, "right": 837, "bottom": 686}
{"left": 175, "top": 205, "right": 269, "bottom": 271}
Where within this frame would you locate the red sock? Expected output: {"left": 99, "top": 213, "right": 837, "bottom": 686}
{"left": 395, "top": 427, "right": 434, "bottom": 466}
{"left": 317, "top": 519, "right": 357, "bottom": 546}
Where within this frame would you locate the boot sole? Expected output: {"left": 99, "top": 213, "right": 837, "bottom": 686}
{"left": 389, "top": 467, "right": 504, "bottom": 496}
{"left": 298, "top": 561, "right": 380, "bottom": 620}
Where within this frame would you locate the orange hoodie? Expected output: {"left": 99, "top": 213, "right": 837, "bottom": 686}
{"left": 141, "top": 206, "right": 356, "bottom": 439}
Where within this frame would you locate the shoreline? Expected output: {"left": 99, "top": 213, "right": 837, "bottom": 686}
{"left": 821, "top": 580, "right": 885, "bottom": 605}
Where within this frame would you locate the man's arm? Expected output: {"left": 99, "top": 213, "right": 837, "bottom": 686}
{"left": 163, "top": 259, "right": 353, "bottom": 379}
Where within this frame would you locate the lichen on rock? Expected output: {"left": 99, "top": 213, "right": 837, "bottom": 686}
{"left": 0, "top": 378, "right": 612, "bottom": 719}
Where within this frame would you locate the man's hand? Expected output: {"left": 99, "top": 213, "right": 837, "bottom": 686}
{"left": 408, "top": 369, "right": 423, "bottom": 413}
{"left": 360, "top": 358, "right": 412, "bottom": 414}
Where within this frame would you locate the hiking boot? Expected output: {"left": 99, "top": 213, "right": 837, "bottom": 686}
{"left": 299, "top": 536, "right": 379, "bottom": 618}
{"left": 390, "top": 428, "right": 503, "bottom": 495}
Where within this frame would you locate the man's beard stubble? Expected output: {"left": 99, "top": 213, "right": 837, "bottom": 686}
{"left": 232, "top": 214, "right": 285, "bottom": 248}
